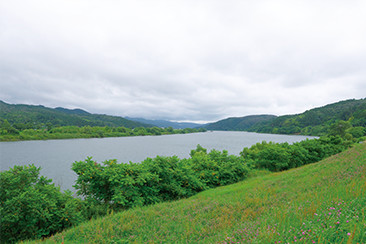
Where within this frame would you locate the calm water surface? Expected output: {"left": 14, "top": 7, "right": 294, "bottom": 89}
{"left": 0, "top": 131, "right": 315, "bottom": 191}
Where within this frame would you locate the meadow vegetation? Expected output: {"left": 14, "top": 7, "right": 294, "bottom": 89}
{"left": 2, "top": 129, "right": 364, "bottom": 243}
{"left": 22, "top": 137, "right": 366, "bottom": 243}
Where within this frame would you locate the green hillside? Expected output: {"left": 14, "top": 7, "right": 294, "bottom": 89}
{"left": 248, "top": 98, "right": 366, "bottom": 136}
{"left": 204, "top": 114, "right": 276, "bottom": 131}
{"left": 32, "top": 142, "right": 366, "bottom": 243}
{"left": 0, "top": 100, "right": 150, "bottom": 129}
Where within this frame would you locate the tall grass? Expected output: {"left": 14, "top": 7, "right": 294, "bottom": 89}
{"left": 29, "top": 142, "right": 365, "bottom": 243}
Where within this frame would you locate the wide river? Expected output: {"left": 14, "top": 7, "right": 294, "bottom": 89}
{"left": 0, "top": 131, "right": 315, "bottom": 192}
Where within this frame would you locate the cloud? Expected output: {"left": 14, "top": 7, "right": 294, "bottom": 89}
{"left": 1, "top": 0, "right": 365, "bottom": 122}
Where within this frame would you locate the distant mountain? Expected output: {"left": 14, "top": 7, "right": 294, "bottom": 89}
{"left": 126, "top": 117, "right": 203, "bottom": 129}
{"left": 247, "top": 98, "right": 366, "bottom": 135}
{"left": 54, "top": 107, "right": 90, "bottom": 115}
{"left": 203, "top": 115, "right": 277, "bottom": 131}
{"left": 0, "top": 100, "right": 151, "bottom": 128}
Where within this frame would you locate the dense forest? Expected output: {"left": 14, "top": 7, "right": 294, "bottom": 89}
{"left": 247, "top": 98, "right": 366, "bottom": 135}
{"left": 204, "top": 114, "right": 276, "bottom": 131}
{"left": 0, "top": 100, "right": 150, "bottom": 129}
{"left": 204, "top": 98, "right": 366, "bottom": 137}
{"left": 0, "top": 101, "right": 206, "bottom": 141}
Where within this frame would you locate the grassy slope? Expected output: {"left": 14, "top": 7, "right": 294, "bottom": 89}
{"left": 34, "top": 143, "right": 365, "bottom": 243}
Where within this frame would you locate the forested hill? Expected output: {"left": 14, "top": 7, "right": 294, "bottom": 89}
{"left": 204, "top": 115, "right": 276, "bottom": 131}
{"left": 0, "top": 100, "right": 151, "bottom": 129}
{"left": 247, "top": 98, "right": 366, "bottom": 135}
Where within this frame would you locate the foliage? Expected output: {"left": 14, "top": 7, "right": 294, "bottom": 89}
{"left": 328, "top": 120, "right": 352, "bottom": 137}
{"left": 72, "top": 146, "right": 249, "bottom": 210}
{"left": 204, "top": 115, "right": 276, "bottom": 131}
{"left": 247, "top": 98, "right": 366, "bottom": 136}
{"left": 0, "top": 165, "right": 86, "bottom": 243}
{"left": 347, "top": 126, "right": 366, "bottom": 138}
{"left": 0, "top": 125, "right": 206, "bottom": 141}
{"left": 240, "top": 135, "right": 351, "bottom": 172}
{"left": 32, "top": 139, "right": 366, "bottom": 244}
{"left": 2, "top": 130, "right": 357, "bottom": 243}
{"left": 0, "top": 100, "right": 149, "bottom": 130}
{"left": 0, "top": 119, "right": 19, "bottom": 135}
{"left": 190, "top": 149, "right": 249, "bottom": 187}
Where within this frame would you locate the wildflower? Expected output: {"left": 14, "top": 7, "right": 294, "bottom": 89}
{"left": 347, "top": 233, "right": 351, "bottom": 236}
{"left": 336, "top": 221, "right": 340, "bottom": 224}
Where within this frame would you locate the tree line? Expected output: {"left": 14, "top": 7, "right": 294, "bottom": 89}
{"left": 0, "top": 121, "right": 206, "bottom": 141}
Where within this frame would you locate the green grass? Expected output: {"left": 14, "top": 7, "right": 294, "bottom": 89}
{"left": 29, "top": 142, "right": 366, "bottom": 243}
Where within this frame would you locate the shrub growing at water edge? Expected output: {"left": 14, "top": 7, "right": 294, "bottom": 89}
{"left": 72, "top": 147, "right": 250, "bottom": 210}
{"left": 0, "top": 165, "right": 86, "bottom": 243}
{"left": 240, "top": 135, "right": 352, "bottom": 172}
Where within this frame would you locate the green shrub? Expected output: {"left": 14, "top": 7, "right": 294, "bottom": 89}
{"left": 0, "top": 165, "right": 86, "bottom": 243}
{"left": 240, "top": 136, "right": 352, "bottom": 172}
{"left": 347, "top": 126, "right": 366, "bottom": 138}
{"left": 72, "top": 146, "right": 250, "bottom": 211}
{"left": 142, "top": 156, "right": 206, "bottom": 201}
{"left": 190, "top": 149, "right": 249, "bottom": 187}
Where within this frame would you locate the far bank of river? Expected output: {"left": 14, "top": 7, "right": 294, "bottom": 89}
{"left": 0, "top": 131, "right": 316, "bottom": 191}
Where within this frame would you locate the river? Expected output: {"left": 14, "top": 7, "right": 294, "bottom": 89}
{"left": 0, "top": 131, "right": 315, "bottom": 191}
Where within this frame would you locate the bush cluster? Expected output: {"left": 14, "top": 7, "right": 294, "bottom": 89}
{"left": 0, "top": 165, "right": 86, "bottom": 243}
{"left": 241, "top": 135, "right": 352, "bottom": 172}
{"left": 72, "top": 146, "right": 249, "bottom": 210}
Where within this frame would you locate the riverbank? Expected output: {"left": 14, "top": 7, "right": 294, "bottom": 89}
{"left": 0, "top": 125, "right": 206, "bottom": 141}
{"left": 27, "top": 139, "right": 366, "bottom": 243}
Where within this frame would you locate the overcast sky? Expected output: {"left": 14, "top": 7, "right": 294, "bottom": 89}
{"left": 1, "top": 0, "right": 365, "bottom": 123}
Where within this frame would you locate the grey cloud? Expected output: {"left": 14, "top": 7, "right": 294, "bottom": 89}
{"left": 1, "top": 0, "right": 366, "bottom": 122}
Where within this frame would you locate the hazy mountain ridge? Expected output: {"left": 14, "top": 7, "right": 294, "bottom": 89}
{"left": 126, "top": 117, "right": 203, "bottom": 129}
{"left": 54, "top": 107, "right": 90, "bottom": 115}
{"left": 1, "top": 98, "right": 365, "bottom": 134}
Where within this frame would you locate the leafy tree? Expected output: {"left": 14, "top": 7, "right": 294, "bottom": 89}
{"left": 190, "top": 144, "right": 207, "bottom": 157}
{"left": 0, "top": 119, "right": 19, "bottom": 135}
{"left": 347, "top": 126, "right": 366, "bottom": 138}
{"left": 0, "top": 165, "right": 86, "bottom": 243}
{"left": 166, "top": 126, "right": 174, "bottom": 133}
{"left": 329, "top": 120, "right": 352, "bottom": 138}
